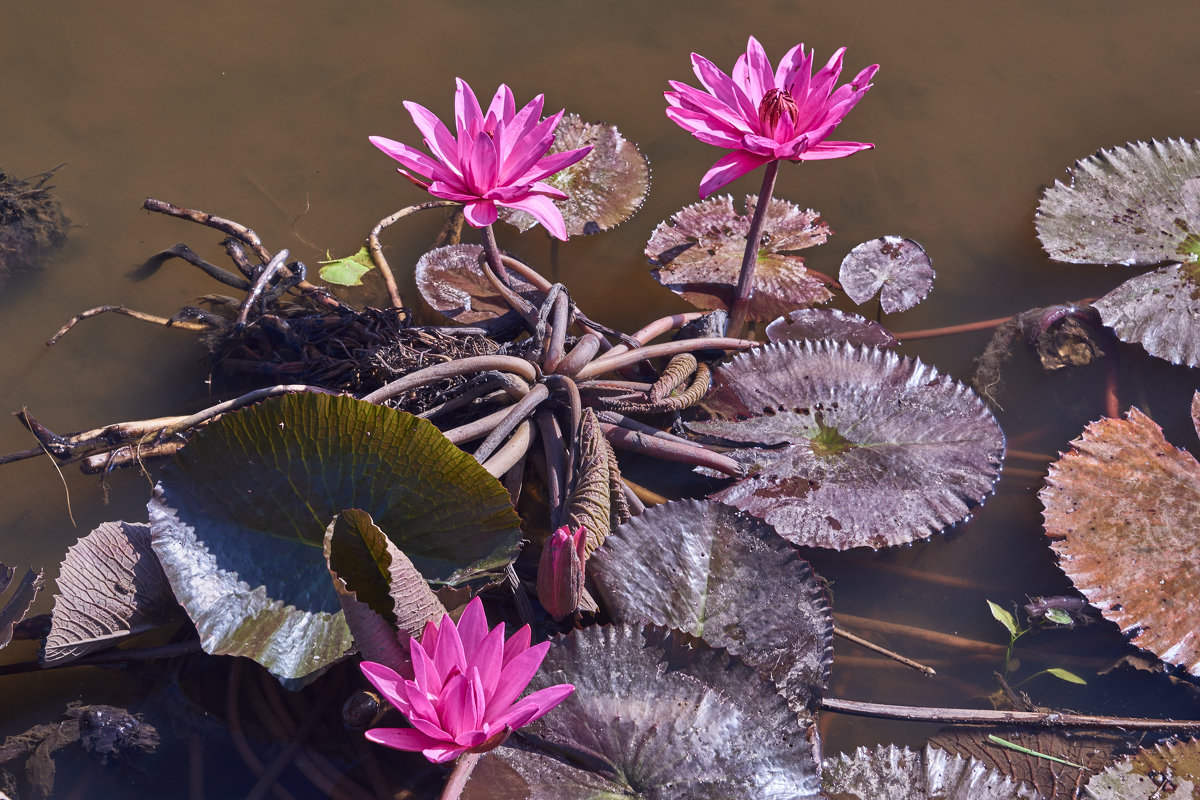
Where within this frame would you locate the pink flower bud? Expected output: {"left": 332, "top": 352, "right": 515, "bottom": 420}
{"left": 537, "top": 525, "right": 587, "bottom": 622}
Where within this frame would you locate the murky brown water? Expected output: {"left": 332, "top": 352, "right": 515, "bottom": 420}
{"left": 2, "top": 1, "right": 1199, "bottom": 796}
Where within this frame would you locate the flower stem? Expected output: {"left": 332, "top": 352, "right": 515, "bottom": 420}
{"left": 440, "top": 751, "right": 483, "bottom": 800}
{"left": 728, "top": 160, "right": 780, "bottom": 337}
{"left": 480, "top": 223, "right": 510, "bottom": 284}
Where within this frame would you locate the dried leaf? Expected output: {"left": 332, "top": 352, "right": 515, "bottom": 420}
{"left": 646, "top": 195, "right": 832, "bottom": 320}
{"left": 824, "top": 744, "right": 1041, "bottom": 799}
{"left": 563, "top": 409, "right": 628, "bottom": 555}
{"left": 1040, "top": 406, "right": 1200, "bottom": 675}
{"left": 839, "top": 236, "right": 935, "bottom": 313}
{"left": 0, "top": 564, "right": 42, "bottom": 652}
{"left": 43, "top": 522, "right": 179, "bottom": 665}
{"left": 765, "top": 307, "right": 899, "bottom": 348}
{"left": 415, "top": 244, "right": 541, "bottom": 323}
{"left": 1084, "top": 738, "right": 1200, "bottom": 799}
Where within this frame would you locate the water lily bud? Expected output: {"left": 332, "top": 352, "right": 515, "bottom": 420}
{"left": 537, "top": 525, "right": 587, "bottom": 622}
{"left": 758, "top": 88, "right": 798, "bottom": 131}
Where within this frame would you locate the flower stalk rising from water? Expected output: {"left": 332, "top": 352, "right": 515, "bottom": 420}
{"left": 360, "top": 596, "right": 574, "bottom": 765}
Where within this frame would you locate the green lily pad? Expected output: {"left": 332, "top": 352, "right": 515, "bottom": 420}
{"left": 148, "top": 392, "right": 521, "bottom": 681}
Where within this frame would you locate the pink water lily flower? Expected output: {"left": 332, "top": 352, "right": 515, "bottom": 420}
{"left": 360, "top": 597, "right": 574, "bottom": 764}
{"left": 370, "top": 79, "right": 592, "bottom": 240}
{"left": 665, "top": 36, "right": 879, "bottom": 197}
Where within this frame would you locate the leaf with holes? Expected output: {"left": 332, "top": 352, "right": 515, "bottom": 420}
{"left": 689, "top": 340, "right": 1005, "bottom": 550}
{"left": 415, "top": 244, "right": 542, "bottom": 323}
{"left": 499, "top": 115, "right": 649, "bottom": 236}
{"left": 646, "top": 195, "right": 832, "bottom": 320}
{"left": 590, "top": 499, "right": 832, "bottom": 712}
{"left": 461, "top": 624, "right": 821, "bottom": 800}
{"left": 766, "top": 307, "right": 899, "bottom": 348}
{"left": 43, "top": 522, "right": 180, "bottom": 665}
{"left": 1040, "top": 405, "right": 1200, "bottom": 676}
{"left": 149, "top": 392, "right": 521, "bottom": 683}
{"left": 824, "top": 745, "right": 1041, "bottom": 800}
{"left": 839, "top": 236, "right": 935, "bottom": 313}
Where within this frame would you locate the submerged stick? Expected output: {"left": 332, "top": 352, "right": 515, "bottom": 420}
{"left": 834, "top": 626, "right": 936, "bottom": 676}
{"left": 820, "top": 697, "right": 1200, "bottom": 731}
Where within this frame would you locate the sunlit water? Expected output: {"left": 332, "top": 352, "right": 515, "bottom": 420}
{"left": 2, "top": 1, "right": 1199, "bottom": 796}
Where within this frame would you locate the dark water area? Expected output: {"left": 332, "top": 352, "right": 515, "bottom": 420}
{"left": 2, "top": 1, "right": 1199, "bottom": 796}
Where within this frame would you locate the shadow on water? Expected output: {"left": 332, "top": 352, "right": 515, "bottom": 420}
{"left": 2, "top": 1, "right": 1200, "bottom": 796}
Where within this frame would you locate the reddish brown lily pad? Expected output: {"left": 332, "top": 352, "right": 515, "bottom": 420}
{"left": 765, "top": 307, "right": 899, "bottom": 348}
{"left": 1040, "top": 406, "right": 1200, "bottom": 675}
{"left": 839, "top": 236, "right": 935, "bottom": 313}
{"left": 646, "top": 195, "right": 832, "bottom": 320}
{"left": 415, "top": 244, "right": 541, "bottom": 323}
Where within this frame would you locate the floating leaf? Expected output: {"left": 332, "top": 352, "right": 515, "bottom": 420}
{"left": 318, "top": 246, "right": 374, "bottom": 287}
{"left": 690, "top": 340, "right": 1005, "bottom": 550}
{"left": 839, "top": 236, "right": 935, "bottom": 313}
{"left": 0, "top": 563, "right": 42, "bottom": 651}
{"left": 1092, "top": 264, "right": 1200, "bottom": 367}
{"left": 463, "top": 624, "right": 820, "bottom": 800}
{"left": 1040, "top": 406, "right": 1200, "bottom": 675}
{"left": 1084, "top": 738, "right": 1200, "bottom": 799}
{"left": 823, "top": 744, "right": 1041, "bottom": 800}
{"left": 646, "top": 195, "right": 832, "bottom": 320}
{"left": 765, "top": 307, "right": 899, "bottom": 348}
{"left": 415, "top": 244, "right": 541, "bottom": 323}
{"left": 499, "top": 115, "right": 650, "bottom": 236}
{"left": 43, "top": 522, "right": 180, "bottom": 665}
{"left": 590, "top": 499, "right": 832, "bottom": 712}
{"left": 149, "top": 392, "right": 521, "bottom": 681}
{"left": 1036, "top": 139, "right": 1200, "bottom": 266}
{"left": 1044, "top": 667, "right": 1086, "bottom": 685}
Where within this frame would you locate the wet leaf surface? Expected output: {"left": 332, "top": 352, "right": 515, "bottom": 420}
{"left": 43, "top": 522, "right": 179, "bottom": 665}
{"left": 690, "top": 340, "right": 1005, "bottom": 549}
{"left": 462, "top": 624, "right": 820, "bottom": 800}
{"left": 1092, "top": 264, "right": 1200, "bottom": 367}
{"left": 1036, "top": 139, "right": 1200, "bottom": 266}
{"left": 0, "top": 563, "right": 42, "bottom": 652}
{"left": 149, "top": 392, "right": 521, "bottom": 681}
{"left": 590, "top": 499, "right": 832, "bottom": 712}
{"left": 1084, "top": 738, "right": 1200, "bottom": 799}
{"left": 499, "top": 115, "right": 650, "bottom": 236}
{"left": 1040, "top": 406, "right": 1200, "bottom": 676}
{"left": 839, "top": 236, "right": 935, "bottom": 313}
{"left": 415, "top": 244, "right": 541, "bottom": 323}
{"left": 823, "top": 744, "right": 1042, "bottom": 799}
{"left": 646, "top": 194, "right": 832, "bottom": 320}
{"left": 765, "top": 307, "right": 899, "bottom": 348}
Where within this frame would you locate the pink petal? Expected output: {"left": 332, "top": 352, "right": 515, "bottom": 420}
{"left": 410, "top": 640, "right": 442, "bottom": 694}
{"left": 401, "top": 102, "right": 462, "bottom": 175}
{"left": 462, "top": 199, "right": 499, "bottom": 228}
{"left": 665, "top": 107, "right": 748, "bottom": 150}
{"left": 666, "top": 82, "right": 754, "bottom": 135}
{"left": 483, "top": 84, "right": 515, "bottom": 130}
{"left": 807, "top": 47, "right": 846, "bottom": 103}
{"left": 366, "top": 726, "right": 461, "bottom": 762}
{"left": 487, "top": 640, "right": 550, "bottom": 711}
{"left": 454, "top": 78, "right": 485, "bottom": 138}
{"left": 497, "top": 114, "right": 560, "bottom": 184}
{"left": 502, "top": 624, "right": 531, "bottom": 666}
{"left": 520, "top": 144, "right": 592, "bottom": 185}
{"left": 794, "top": 140, "right": 875, "bottom": 160}
{"left": 698, "top": 150, "right": 773, "bottom": 198}
{"left": 733, "top": 36, "right": 773, "bottom": 104}
{"left": 690, "top": 53, "right": 757, "bottom": 123}
{"left": 429, "top": 610, "right": 467, "bottom": 679}
{"left": 501, "top": 194, "right": 568, "bottom": 240}
{"left": 487, "top": 682, "right": 575, "bottom": 730}
{"left": 425, "top": 181, "right": 479, "bottom": 203}
{"left": 418, "top": 618, "right": 440, "bottom": 656}
{"left": 461, "top": 130, "right": 499, "bottom": 194}
{"left": 468, "top": 624, "right": 506, "bottom": 702}
{"left": 368, "top": 136, "right": 443, "bottom": 182}
{"left": 455, "top": 597, "right": 490, "bottom": 661}
{"left": 359, "top": 662, "right": 410, "bottom": 711}
{"left": 774, "top": 42, "right": 809, "bottom": 90}
{"left": 438, "top": 672, "right": 481, "bottom": 738}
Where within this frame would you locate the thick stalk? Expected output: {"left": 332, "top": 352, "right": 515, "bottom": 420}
{"left": 440, "top": 752, "right": 483, "bottom": 800}
{"left": 600, "top": 422, "right": 743, "bottom": 477}
{"left": 472, "top": 385, "right": 549, "bottom": 464}
{"left": 360, "top": 356, "right": 538, "bottom": 404}
{"left": 481, "top": 420, "right": 535, "bottom": 478}
{"left": 575, "top": 337, "right": 756, "bottom": 380}
{"left": 727, "top": 160, "right": 780, "bottom": 337}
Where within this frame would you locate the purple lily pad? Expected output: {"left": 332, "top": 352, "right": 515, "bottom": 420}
{"left": 765, "top": 307, "right": 899, "bottom": 348}
{"left": 590, "top": 499, "right": 833, "bottom": 712}
{"left": 839, "top": 236, "right": 935, "bottom": 313}
{"left": 499, "top": 115, "right": 650, "bottom": 236}
{"left": 689, "top": 340, "right": 1005, "bottom": 550}
{"left": 824, "top": 745, "right": 1040, "bottom": 800}
{"left": 646, "top": 195, "right": 832, "bottom": 320}
{"left": 1092, "top": 263, "right": 1200, "bottom": 367}
{"left": 415, "top": 244, "right": 541, "bottom": 323}
{"left": 1036, "top": 139, "right": 1200, "bottom": 266}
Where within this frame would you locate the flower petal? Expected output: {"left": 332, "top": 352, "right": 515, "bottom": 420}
{"left": 795, "top": 140, "right": 875, "bottom": 160}
{"left": 487, "top": 640, "right": 551, "bottom": 712}
{"left": 369, "top": 136, "right": 442, "bottom": 182}
{"left": 359, "top": 662, "right": 409, "bottom": 711}
{"left": 365, "top": 726, "right": 460, "bottom": 762}
{"left": 454, "top": 78, "right": 485, "bottom": 138}
{"left": 698, "top": 150, "right": 773, "bottom": 198}
{"left": 455, "top": 596, "right": 490, "bottom": 661}
{"left": 487, "top": 682, "right": 575, "bottom": 730}
{"left": 430, "top": 611, "right": 467, "bottom": 680}
{"left": 401, "top": 103, "right": 461, "bottom": 175}
{"left": 501, "top": 194, "right": 568, "bottom": 240}
{"left": 462, "top": 199, "right": 499, "bottom": 228}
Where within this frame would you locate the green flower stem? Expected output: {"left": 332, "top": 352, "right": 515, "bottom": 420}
{"left": 728, "top": 159, "right": 780, "bottom": 337}
{"left": 440, "top": 751, "right": 483, "bottom": 800}
{"left": 368, "top": 200, "right": 459, "bottom": 308}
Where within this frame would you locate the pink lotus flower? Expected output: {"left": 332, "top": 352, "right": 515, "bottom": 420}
{"left": 665, "top": 37, "right": 879, "bottom": 197}
{"left": 359, "top": 597, "right": 574, "bottom": 763}
{"left": 370, "top": 80, "right": 593, "bottom": 240}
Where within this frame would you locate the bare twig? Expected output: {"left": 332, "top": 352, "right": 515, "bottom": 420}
{"left": 820, "top": 697, "right": 1200, "bottom": 731}
{"left": 48, "top": 305, "right": 211, "bottom": 345}
{"left": 834, "top": 626, "right": 936, "bottom": 676}
{"left": 367, "top": 201, "right": 458, "bottom": 308}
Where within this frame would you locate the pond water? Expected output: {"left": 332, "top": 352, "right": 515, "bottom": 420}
{"left": 2, "top": 1, "right": 1199, "bottom": 797}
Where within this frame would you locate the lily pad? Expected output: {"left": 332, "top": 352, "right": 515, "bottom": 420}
{"left": 1040, "top": 406, "right": 1200, "bottom": 675}
{"left": 415, "top": 244, "right": 542, "bottom": 323}
{"left": 43, "top": 522, "right": 180, "bottom": 665}
{"left": 823, "top": 744, "right": 1041, "bottom": 799}
{"left": 0, "top": 563, "right": 42, "bottom": 652}
{"left": 463, "top": 624, "right": 821, "bottom": 800}
{"left": 765, "top": 307, "right": 899, "bottom": 348}
{"left": 1092, "top": 264, "right": 1200, "bottom": 367}
{"left": 590, "top": 499, "right": 832, "bottom": 711}
{"left": 1036, "top": 139, "right": 1200, "bottom": 266}
{"left": 149, "top": 392, "right": 522, "bottom": 681}
{"left": 690, "top": 340, "right": 1005, "bottom": 550}
{"left": 839, "top": 236, "right": 935, "bottom": 313}
{"left": 646, "top": 195, "right": 832, "bottom": 320}
{"left": 1084, "top": 738, "right": 1200, "bottom": 799}
{"left": 500, "top": 115, "right": 650, "bottom": 236}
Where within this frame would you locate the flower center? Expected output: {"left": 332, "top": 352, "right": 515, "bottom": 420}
{"left": 758, "top": 88, "right": 798, "bottom": 131}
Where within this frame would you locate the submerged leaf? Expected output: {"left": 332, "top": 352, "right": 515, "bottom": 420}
{"left": 839, "top": 236, "right": 935, "bottom": 313}
{"left": 149, "top": 392, "right": 521, "bottom": 681}
{"left": 1085, "top": 738, "right": 1200, "bottom": 799}
{"left": 318, "top": 246, "right": 374, "bottom": 286}
{"left": 44, "top": 522, "right": 179, "bottom": 665}
{"left": 765, "top": 307, "right": 899, "bottom": 348}
{"left": 0, "top": 563, "right": 42, "bottom": 651}
{"left": 464, "top": 624, "right": 820, "bottom": 800}
{"left": 1093, "top": 264, "right": 1200, "bottom": 367}
{"left": 415, "top": 244, "right": 541, "bottom": 323}
{"left": 691, "top": 340, "right": 1005, "bottom": 550}
{"left": 590, "top": 499, "right": 833, "bottom": 712}
{"left": 500, "top": 115, "right": 650, "bottom": 236}
{"left": 1036, "top": 139, "right": 1200, "bottom": 266}
{"left": 823, "top": 744, "right": 1041, "bottom": 799}
{"left": 1040, "top": 406, "right": 1200, "bottom": 675}
{"left": 646, "top": 194, "right": 832, "bottom": 320}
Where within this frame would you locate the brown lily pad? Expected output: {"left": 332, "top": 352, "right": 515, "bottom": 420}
{"left": 415, "top": 244, "right": 541, "bottom": 323}
{"left": 839, "top": 236, "right": 935, "bottom": 313}
{"left": 1084, "top": 738, "right": 1200, "bottom": 799}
